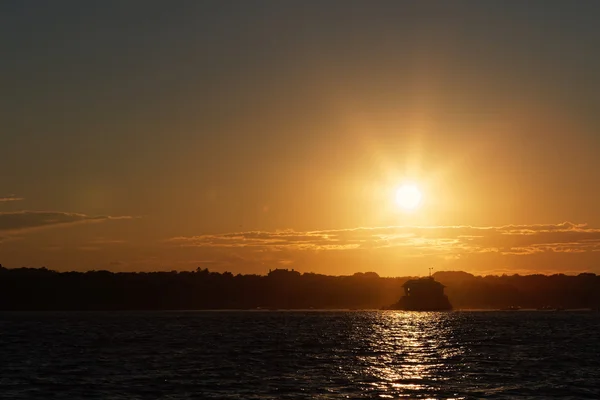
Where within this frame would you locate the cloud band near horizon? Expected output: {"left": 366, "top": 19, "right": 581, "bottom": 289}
{"left": 166, "top": 222, "right": 600, "bottom": 256}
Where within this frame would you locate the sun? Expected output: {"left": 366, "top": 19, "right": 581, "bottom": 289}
{"left": 395, "top": 184, "right": 422, "bottom": 211}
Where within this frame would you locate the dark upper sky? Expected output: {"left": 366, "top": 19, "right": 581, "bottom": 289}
{"left": 2, "top": 1, "right": 600, "bottom": 275}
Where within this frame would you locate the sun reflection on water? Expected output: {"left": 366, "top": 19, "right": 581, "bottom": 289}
{"left": 346, "top": 311, "right": 467, "bottom": 398}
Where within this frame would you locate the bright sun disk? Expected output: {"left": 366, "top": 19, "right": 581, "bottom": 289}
{"left": 395, "top": 184, "right": 422, "bottom": 211}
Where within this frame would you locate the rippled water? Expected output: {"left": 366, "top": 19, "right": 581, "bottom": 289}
{"left": 1, "top": 311, "right": 599, "bottom": 399}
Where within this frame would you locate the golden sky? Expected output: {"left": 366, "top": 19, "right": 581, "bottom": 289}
{"left": 2, "top": 2, "right": 600, "bottom": 276}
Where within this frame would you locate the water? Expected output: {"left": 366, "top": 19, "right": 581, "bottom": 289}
{"left": 1, "top": 311, "right": 599, "bottom": 399}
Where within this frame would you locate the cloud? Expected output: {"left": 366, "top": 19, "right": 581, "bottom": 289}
{"left": 109, "top": 260, "right": 124, "bottom": 266}
{"left": 0, "top": 211, "right": 134, "bottom": 234}
{"left": 88, "top": 238, "right": 126, "bottom": 245}
{"left": 0, "top": 195, "right": 24, "bottom": 202}
{"left": 166, "top": 222, "right": 600, "bottom": 256}
{"left": 160, "top": 222, "right": 600, "bottom": 276}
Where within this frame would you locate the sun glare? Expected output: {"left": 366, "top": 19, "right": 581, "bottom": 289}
{"left": 395, "top": 184, "right": 422, "bottom": 211}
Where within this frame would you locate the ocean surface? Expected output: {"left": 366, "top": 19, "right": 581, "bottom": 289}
{"left": 1, "top": 311, "right": 599, "bottom": 399}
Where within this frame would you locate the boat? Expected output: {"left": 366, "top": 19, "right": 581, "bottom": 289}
{"left": 384, "top": 276, "right": 452, "bottom": 311}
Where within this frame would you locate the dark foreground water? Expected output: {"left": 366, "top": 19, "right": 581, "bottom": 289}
{"left": 1, "top": 311, "right": 599, "bottom": 399}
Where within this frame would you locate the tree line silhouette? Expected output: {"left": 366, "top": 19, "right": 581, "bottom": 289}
{"left": 1, "top": 265, "right": 599, "bottom": 310}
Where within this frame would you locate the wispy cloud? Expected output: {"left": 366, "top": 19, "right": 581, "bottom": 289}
{"left": 0, "top": 211, "right": 134, "bottom": 234}
{"left": 0, "top": 195, "right": 24, "bottom": 202}
{"left": 166, "top": 222, "right": 600, "bottom": 256}
{"left": 88, "top": 238, "right": 127, "bottom": 245}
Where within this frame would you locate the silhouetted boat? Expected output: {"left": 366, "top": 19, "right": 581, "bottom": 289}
{"left": 384, "top": 276, "right": 452, "bottom": 311}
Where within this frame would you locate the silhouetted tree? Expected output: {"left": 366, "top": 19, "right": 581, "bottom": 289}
{"left": 0, "top": 266, "right": 599, "bottom": 310}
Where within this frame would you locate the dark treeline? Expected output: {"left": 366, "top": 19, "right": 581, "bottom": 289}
{"left": 1, "top": 265, "right": 600, "bottom": 310}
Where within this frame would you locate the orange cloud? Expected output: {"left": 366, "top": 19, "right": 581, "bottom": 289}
{"left": 166, "top": 222, "right": 600, "bottom": 256}
{"left": 158, "top": 222, "right": 600, "bottom": 276}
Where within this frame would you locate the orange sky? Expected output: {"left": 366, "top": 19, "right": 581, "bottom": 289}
{"left": 2, "top": 2, "right": 600, "bottom": 276}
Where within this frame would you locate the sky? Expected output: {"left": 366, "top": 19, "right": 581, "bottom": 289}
{"left": 2, "top": 1, "right": 600, "bottom": 276}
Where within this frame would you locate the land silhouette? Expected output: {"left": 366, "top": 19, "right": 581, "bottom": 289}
{"left": 1, "top": 265, "right": 599, "bottom": 311}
